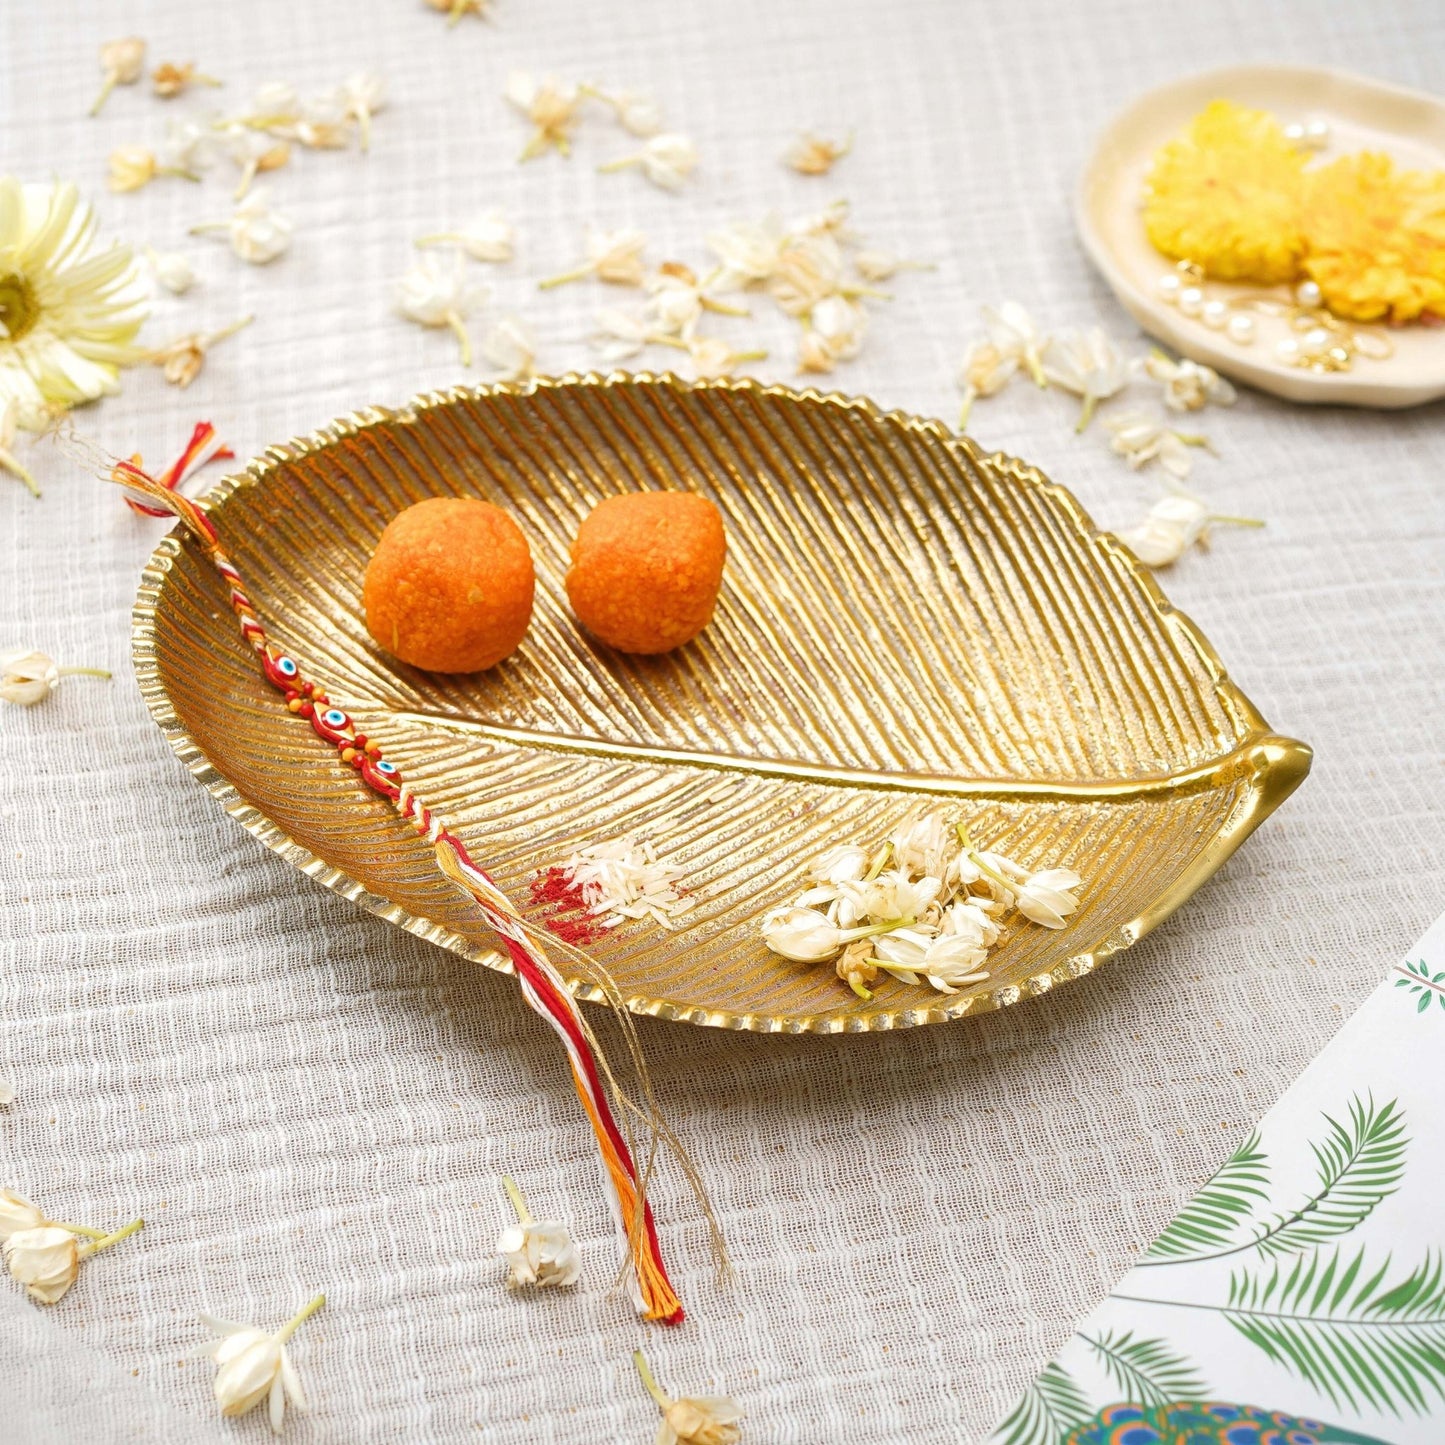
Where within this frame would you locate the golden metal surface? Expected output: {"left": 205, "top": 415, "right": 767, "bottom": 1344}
{"left": 131, "top": 374, "right": 1311, "bottom": 1034}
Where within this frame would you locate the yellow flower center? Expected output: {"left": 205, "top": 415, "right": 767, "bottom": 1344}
{"left": 0, "top": 272, "right": 40, "bottom": 342}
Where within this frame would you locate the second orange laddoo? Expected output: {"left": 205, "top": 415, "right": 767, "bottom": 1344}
{"left": 565, "top": 492, "right": 726, "bottom": 655}
{"left": 362, "top": 496, "right": 535, "bottom": 673}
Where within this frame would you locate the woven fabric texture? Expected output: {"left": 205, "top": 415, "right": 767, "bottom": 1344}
{"left": 1, "top": 1, "right": 1443, "bottom": 1441}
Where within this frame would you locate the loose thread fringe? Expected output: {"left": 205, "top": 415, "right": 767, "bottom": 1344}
{"left": 110, "top": 464, "right": 712, "bottom": 1323}
{"left": 121, "top": 421, "right": 234, "bottom": 517}
{"left": 432, "top": 838, "right": 686, "bottom": 1322}
{"left": 511, "top": 912, "right": 732, "bottom": 1291}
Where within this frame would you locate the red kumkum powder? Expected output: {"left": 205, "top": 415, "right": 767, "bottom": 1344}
{"left": 528, "top": 866, "right": 610, "bottom": 946}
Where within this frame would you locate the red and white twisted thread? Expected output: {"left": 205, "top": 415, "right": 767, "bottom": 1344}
{"left": 117, "top": 464, "right": 685, "bottom": 1323}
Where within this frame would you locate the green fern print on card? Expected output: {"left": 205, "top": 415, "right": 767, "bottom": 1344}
{"left": 1136, "top": 1130, "right": 1270, "bottom": 1262}
{"left": 1222, "top": 1246, "right": 1445, "bottom": 1415}
{"left": 1139, "top": 1094, "right": 1406, "bottom": 1266}
{"left": 991, "top": 1094, "right": 1436, "bottom": 1443}
{"left": 988, "top": 919, "right": 1445, "bottom": 1445}
{"left": 992, "top": 1364, "right": 1094, "bottom": 1445}
{"left": 1079, "top": 1330, "right": 1206, "bottom": 1406}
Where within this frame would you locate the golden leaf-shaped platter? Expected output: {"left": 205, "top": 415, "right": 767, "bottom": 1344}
{"left": 133, "top": 376, "right": 1310, "bottom": 1034}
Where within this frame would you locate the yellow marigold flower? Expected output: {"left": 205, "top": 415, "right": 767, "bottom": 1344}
{"left": 1144, "top": 99, "right": 1307, "bottom": 284}
{"left": 1300, "top": 152, "right": 1445, "bottom": 324}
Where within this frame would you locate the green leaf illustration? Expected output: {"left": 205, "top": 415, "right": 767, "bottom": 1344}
{"left": 1394, "top": 960, "right": 1445, "bottom": 1014}
{"left": 989, "top": 1362, "right": 1092, "bottom": 1445}
{"left": 1248, "top": 1095, "right": 1406, "bottom": 1259}
{"left": 1141, "top": 1131, "right": 1268, "bottom": 1262}
{"left": 1141, "top": 1095, "right": 1406, "bottom": 1268}
{"left": 1081, "top": 1330, "right": 1207, "bottom": 1406}
{"left": 1223, "top": 1247, "right": 1445, "bottom": 1415}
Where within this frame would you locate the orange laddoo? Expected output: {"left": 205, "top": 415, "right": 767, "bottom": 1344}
{"left": 363, "top": 497, "right": 535, "bottom": 672}
{"left": 565, "top": 492, "right": 725, "bottom": 655}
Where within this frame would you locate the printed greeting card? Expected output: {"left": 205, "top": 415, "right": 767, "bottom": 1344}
{"left": 990, "top": 913, "right": 1445, "bottom": 1445}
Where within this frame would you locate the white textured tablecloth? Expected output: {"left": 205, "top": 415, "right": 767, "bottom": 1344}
{"left": 2, "top": 1, "right": 1443, "bottom": 1441}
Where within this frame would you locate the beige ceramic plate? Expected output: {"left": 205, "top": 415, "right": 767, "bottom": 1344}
{"left": 133, "top": 376, "right": 1310, "bottom": 1033}
{"left": 1077, "top": 64, "right": 1445, "bottom": 408}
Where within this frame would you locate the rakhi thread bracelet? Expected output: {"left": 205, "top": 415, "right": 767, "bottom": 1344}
{"left": 115, "top": 461, "right": 685, "bottom": 1324}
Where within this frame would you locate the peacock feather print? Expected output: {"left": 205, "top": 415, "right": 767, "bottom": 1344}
{"left": 1061, "top": 1401, "right": 1392, "bottom": 1444}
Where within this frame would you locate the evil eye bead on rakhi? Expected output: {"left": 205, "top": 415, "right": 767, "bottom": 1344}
{"left": 262, "top": 651, "right": 301, "bottom": 688}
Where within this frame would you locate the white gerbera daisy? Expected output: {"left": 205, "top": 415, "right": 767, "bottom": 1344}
{"left": 0, "top": 178, "right": 148, "bottom": 428}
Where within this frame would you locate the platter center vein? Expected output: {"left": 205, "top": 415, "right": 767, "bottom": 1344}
{"left": 341, "top": 704, "right": 1280, "bottom": 802}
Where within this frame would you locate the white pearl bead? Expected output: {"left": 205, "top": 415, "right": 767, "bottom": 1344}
{"left": 1178, "top": 286, "right": 1204, "bottom": 318}
{"left": 1305, "top": 119, "right": 1331, "bottom": 146}
{"left": 1283, "top": 122, "right": 1306, "bottom": 143}
{"left": 1296, "top": 280, "right": 1322, "bottom": 309}
{"left": 1302, "top": 326, "right": 1331, "bottom": 356}
{"left": 1157, "top": 272, "right": 1182, "bottom": 303}
{"left": 1276, "top": 338, "right": 1301, "bottom": 363}
{"left": 1226, "top": 313, "right": 1256, "bottom": 344}
{"left": 1202, "top": 299, "right": 1229, "bottom": 329}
